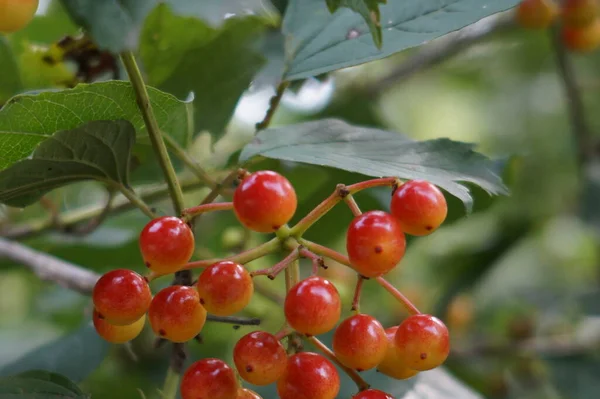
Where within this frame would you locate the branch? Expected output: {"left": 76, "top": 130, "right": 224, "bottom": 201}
{"left": 255, "top": 80, "right": 290, "bottom": 131}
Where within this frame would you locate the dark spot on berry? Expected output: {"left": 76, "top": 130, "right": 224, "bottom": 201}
{"left": 97, "top": 313, "right": 105, "bottom": 320}
{"left": 246, "top": 365, "right": 253, "bottom": 372}
{"left": 425, "top": 225, "right": 433, "bottom": 231}
{"left": 159, "top": 329, "right": 166, "bottom": 336}
{"left": 199, "top": 298, "right": 205, "bottom": 305}
{"left": 420, "top": 353, "right": 427, "bottom": 360}
{"left": 233, "top": 325, "right": 240, "bottom": 330}
{"left": 272, "top": 225, "right": 280, "bottom": 231}
{"left": 356, "top": 368, "right": 364, "bottom": 372}
{"left": 145, "top": 261, "right": 151, "bottom": 268}
{"left": 374, "top": 245, "right": 383, "bottom": 254}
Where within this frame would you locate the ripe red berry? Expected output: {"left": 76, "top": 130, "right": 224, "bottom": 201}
{"left": 332, "top": 314, "right": 387, "bottom": 371}
{"left": 376, "top": 326, "right": 419, "bottom": 380}
{"left": 196, "top": 261, "right": 253, "bottom": 316}
{"left": 515, "top": 0, "right": 558, "bottom": 29}
{"left": 92, "top": 269, "right": 151, "bottom": 325}
{"left": 148, "top": 285, "right": 207, "bottom": 343}
{"left": 562, "top": 19, "right": 600, "bottom": 52}
{"left": 346, "top": 210, "right": 406, "bottom": 278}
{"left": 390, "top": 180, "right": 447, "bottom": 236}
{"left": 562, "top": 0, "right": 599, "bottom": 27}
{"left": 233, "top": 331, "right": 287, "bottom": 386}
{"left": 353, "top": 389, "right": 396, "bottom": 399}
{"left": 139, "top": 216, "right": 195, "bottom": 274}
{"left": 284, "top": 276, "right": 341, "bottom": 336}
{"left": 93, "top": 310, "right": 145, "bottom": 344}
{"left": 394, "top": 314, "right": 450, "bottom": 371}
{"left": 181, "top": 358, "right": 239, "bottom": 399}
{"left": 277, "top": 352, "right": 340, "bottom": 399}
{"left": 233, "top": 170, "right": 297, "bottom": 233}
{"left": 237, "top": 389, "right": 262, "bottom": 399}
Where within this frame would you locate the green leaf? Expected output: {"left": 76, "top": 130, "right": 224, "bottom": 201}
{"left": 240, "top": 119, "right": 507, "bottom": 210}
{"left": 0, "top": 370, "right": 88, "bottom": 398}
{"left": 0, "top": 38, "right": 22, "bottom": 104}
{"left": 140, "top": 4, "right": 266, "bottom": 138}
{"left": 8, "top": 371, "right": 84, "bottom": 396}
{"left": 0, "top": 120, "right": 134, "bottom": 207}
{"left": 0, "top": 81, "right": 191, "bottom": 171}
{"left": 326, "top": 0, "right": 387, "bottom": 49}
{"left": 282, "top": 0, "right": 521, "bottom": 80}
{"left": 0, "top": 324, "right": 109, "bottom": 383}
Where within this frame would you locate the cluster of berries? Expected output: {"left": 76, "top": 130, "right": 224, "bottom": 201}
{"left": 517, "top": 0, "right": 600, "bottom": 52}
{"left": 91, "top": 170, "right": 450, "bottom": 399}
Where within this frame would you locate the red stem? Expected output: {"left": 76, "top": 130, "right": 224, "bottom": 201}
{"left": 346, "top": 177, "right": 398, "bottom": 193}
{"left": 351, "top": 276, "right": 364, "bottom": 313}
{"left": 298, "top": 239, "right": 352, "bottom": 269}
{"left": 251, "top": 249, "right": 299, "bottom": 279}
{"left": 299, "top": 247, "right": 325, "bottom": 275}
{"left": 344, "top": 194, "right": 362, "bottom": 217}
{"left": 181, "top": 202, "right": 233, "bottom": 220}
{"left": 375, "top": 276, "right": 421, "bottom": 315}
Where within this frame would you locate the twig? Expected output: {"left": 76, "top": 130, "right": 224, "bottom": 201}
{"left": 206, "top": 315, "right": 261, "bottom": 325}
{"left": 255, "top": 81, "right": 290, "bottom": 131}
{"left": 375, "top": 276, "right": 421, "bottom": 315}
{"left": 67, "top": 190, "right": 115, "bottom": 235}
{"left": 351, "top": 276, "right": 364, "bottom": 312}
{"left": 344, "top": 194, "right": 362, "bottom": 217}
{"left": 163, "top": 135, "right": 218, "bottom": 189}
{"left": 251, "top": 248, "right": 300, "bottom": 280}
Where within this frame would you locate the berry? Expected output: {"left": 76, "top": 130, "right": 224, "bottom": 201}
{"left": 390, "top": 180, "right": 447, "bottom": 236}
{"left": 233, "top": 170, "right": 297, "bottom": 233}
{"left": 353, "top": 389, "right": 396, "bottom": 399}
{"left": 515, "top": 0, "right": 558, "bottom": 29}
{"left": 376, "top": 326, "right": 419, "bottom": 380}
{"left": 394, "top": 314, "right": 450, "bottom": 371}
{"left": 181, "top": 358, "right": 239, "bottom": 399}
{"left": 93, "top": 310, "right": 145, "bottom": 344}
{"left": 332, "top": 314, "right": 387, "bottom": 371}
{"left": 92, "top": 269, "right": 151, "bottom": 325}
{"left": 562, "top": 0, "right": 599, "bottom": 27}
{"left": 148, "top": 285, "right": 207, "bottom": 343}
{"left": 233, "top": 331, "right": 287, "bottom": 386}
{"left": 237, "top": 389, "right": 262, "bottom": 399}
{"left": 139, "top": 216, "right": 195, "bottom": 274}
{"left": 0, "top": 0, "right": 38, "bottom": 33}
{"left": 197, "top": 261, "right": 253, "bottom": 316}
{"left": 562, "top": 19, "right": 600, "bottom": 52}
{"left": 277, "top": 352, "right": 340, "bottom": 399}
{"left": 284, "top": 276, "right": 341, "bottom": 336}
{"left": 346, "top": 210, "right": 406, "bottom": 277}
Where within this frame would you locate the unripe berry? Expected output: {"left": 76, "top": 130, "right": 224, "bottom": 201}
{"left": 346, "top": 210, "right": 406, "bottom": 277}
{"left": 515, "top": 0, "right": 559, "bottom": 29}
{"left": 0, "top": 0, "right": 39, "bottom": 33}
{"left": 233, "top": 331, "right": 287, "bottom": 386}
{"left": 277, "top": 352, "right": 340, "bottom": 399}
{"left": 562, "top": 19, "right": 600, "bottom": 52}
{"left": 394, "top": 314, "right": 450, "bottom": 371}
{"left": 196, "top": 261, "right": 253, "bottom": 316}
{"left": 181, "top": 358, "right": 239, "bottom": 399}
{"left": 562, "top": 0, "right": 599, "bottom": 27}
{"left": 93, "top": 310, "right": 145, "bottom": 344}
{"left": 92, "top": 269, "right": 151, "bottom": 325}
{"left": 233, "top": 170, "right": 297, "bottom": 233}
{"left": 332, "top": 314, "right": 387, "bottom": 371}
{"left": 237, "top": 389, "right": 262, "bottom": 399}
{"left": 148, "top": 285, "right": 207, "bottom": 343}
{"left": 139, "top": 216, "right": 195, "bottom": 274}
{"left": 376, "top": 326, "right": 419, "bottom": 380}
{"left": 284, "top": 276, "right": 341, "bottom": 336}
{"left": 390, "top": 180, "right": 447, "bottom": 236}
{"left": 353, "top": 389, "right": 396, "bottom": 399}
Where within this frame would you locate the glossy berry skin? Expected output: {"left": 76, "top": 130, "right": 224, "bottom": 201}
{"left": 346, "top": 210, "right": 406, "bottom": 278}
{"left": 0, "top": 0, "right": 38, "bottom": 33}
{"left": 139, "top": 216, "right": 195, "bottom": 274}
{"left": 180, "top": 358, "right": 239, "bottom": 399}
{"left": 92, "top": 269, "right": 151, "bottom": 325}
{"left": 284, "top": 276, "right": 341, "bottom": 336}
{"left": 148, "top": 285, "right": 207, "bottom": 343}
{"left": 233, "top": 331, "right": 287, "bottom": 386}
{"left": 515, "top": 0, "right": 558, "bottom": 29}
{"left": 277, "top": 352, "right": 340, "bottom": 399}
{"left": 390, "top": 180, "right": 447, "bottom": 236}
{"left": 377, "top": 326, "right": 419, "bottom": 380}
{"left": 562, "top": 0, "right": 599, "bottom": 27}
{"left": 562, "top": 19, "right": 600, "bottom": 52}
{"left": 233, "top": 170, "right": 297, "bottom": 233}
{"left": 353, "top": 389, "right": 396, "bottom": 399}
{"left": 394, "top": 314, "right": 450, "bottom": 371}
{"left": 332, "top": 314, "right": 387, "bottom": 371}
{"left": 196, "top": 261, "right": 253, "bottom": 316}
{"left": 237, "top": 389, "right": 262, "bottom": 399}
{"left": 93, "top": 310, "right": 145, "bottom": 344}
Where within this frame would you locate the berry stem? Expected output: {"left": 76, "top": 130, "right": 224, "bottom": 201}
{"left": 351, "top": 276, "right": 364, "bottom": 313}
{"left": 274, "top": 324, "right": 293, "bottom": 340}
{"left": 346, "top": 177, "right": 398, "bottom": 193}
{"left": 344, "top": 194, "right": 362, "bottom": 217}
{"left": 161, "top": 366, "right": 180, "bottom": 399}
{"left": 299, "top": 247, "right": 325, "bottom": 274}
{"left": 181, "top": 202, "right": 234, "bottom": 221}
{"left": 375, "top": 276, "right": 421, "bottom": 315}
{"left": 284, "top": 256, "right": 303, "bottom": 354}
{"left": 306, "top": 336, "right": 370, "bottom": 391}
{"left": 251, "top": 248, "right": 300, "bottom": 279}
{"left": 297, "top": 238, "right": 353, "bottom": 269}
{"left": 207, "top": 315, "right": 261, "bottom": 325}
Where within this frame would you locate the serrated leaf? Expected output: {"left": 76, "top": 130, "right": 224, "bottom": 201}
{"left": 326, "top": 0, "right": 387, "bottom": 49}
{"left": 0, "top": 81, "right": 191, "bottom": 171}
{"left": 0, "top": 120, "right": 134, "bottom": 207}
{"left": 0, "top": 371, "right": 88, "bottom": 398}
{"left": 0, "top": 324, "right": 109, "bottom": 383}
{"left": 240, "top": 119, "right": 507, "bottom": 210}
{"left": 283, "top": 0, "right": 520, "bottom": 80}
{"left": 0, "top": 37, "right": 22, "bottom": 103}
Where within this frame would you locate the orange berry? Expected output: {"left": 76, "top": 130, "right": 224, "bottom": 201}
{"left": 181, "top": 358, "right": 239, "bottom": 399}
{"left": 516, "top": 0, "right": 559, "bottom": 29}
{"left": 196, "top": 261, "right": 253, "bottom": 316}
{"left": 139, "top": 216, "right": 195, "bottom": 274}
{"left": 93, "top": 310, "right": 145, "bottom": 344}
{"left": 394, "top": 314, "right": 450, "bottom": 371}
{"left": 0, "top": 0, "right": 38, "bottom": 33}
{"left": 377, "top": 326, "right": 419, "bottom": 380}
{"left": 277, "top": 352, "right": 340, "bottom": 399}
{"left": 237, "top": 389, "right": 262, "bottom": 399}
{"left": 562, "top": 0, "right": 600, "bottom": 27}
{"left": 332, "top": 314, "right": 388, "bottom": 371}
{"left": 562, "top": 18, "right": 600, "bottom": 52}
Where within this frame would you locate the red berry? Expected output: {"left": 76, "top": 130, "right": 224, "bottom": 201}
{"left": 277, "top": 352, "right": 340, "bottom": 399}
{"left": 346, "top": 210, "right": 406, "bottom": 277}
{"left": 332, "top": 314, "right": 387, "bottom": 371}
{"left": 562, "top": 0, "right": 599, "bottom": 27}
{"left": 394, "top": 314, "right": 450, "bottom": 371}
{"left": 148, "top": 285, "right": 207, "bottom": 343}
{"left": 196, "top": 261, "right": 253, "bottom": 316}
{"left": 390, "top": 180, "right": 447, "bottom": 236}
{"left": 139, "top": 216, "right": 195, "bottom": 274}
{"left": 284, "top": 276, "right": 341, "bottom": 336}
{"left": 93, "top": 310, "right": 145, "bottom": 343}
{"left": 515, "top": 0, "right": 558, "bottom": 29}
{"left": 237, "top": 389, "right": 262, "bottom": 399}
{"left": 353, "top": 389, "right": 396, "bottom": 399}
{"left": 233, "top": 331, "right": 287, "bottom": 386}
{"left": 377, "top": 326, "right": 419, "bottom": 380}
{"left": 181, "top": 358, "right": 239, "bottom": 399}
{"left": 562, "top": 19, "right": 600, "bottom": 52}
{"left": 233, "top": 170, "right": 297, "bottom": 233}
{"left": 92, "top": 269, "right": 151, "bottom": 325}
